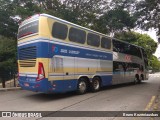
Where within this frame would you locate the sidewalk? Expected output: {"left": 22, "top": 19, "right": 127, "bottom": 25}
{"left": 0, "top": 79, "right": 21, "bottom": 91}
{"left": 0, "top": 87, "right": 21, "bottom": 91}
{"left": 150, "top": 86, "right": 160, "bottom": 111}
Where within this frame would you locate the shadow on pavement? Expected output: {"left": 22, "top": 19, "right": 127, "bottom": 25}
{"left": 23, "top": 81, "right": 149, "bottom": 102}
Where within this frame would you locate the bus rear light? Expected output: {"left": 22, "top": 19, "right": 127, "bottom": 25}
{"left": 36, "top": 62, "right": 45, "bottom": 81}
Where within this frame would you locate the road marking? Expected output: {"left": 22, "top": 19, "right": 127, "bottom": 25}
{"left": 133, "top": 96, "right": 156, "bottom": 120}
{"left": 145, "top": 96, "right": 156, "bottom": 111}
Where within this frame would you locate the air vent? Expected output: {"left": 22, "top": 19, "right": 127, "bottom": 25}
{"left": 19, "top": 46, "right": 37, "bottom": 67}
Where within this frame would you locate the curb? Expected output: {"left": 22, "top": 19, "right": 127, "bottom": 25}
{"left": 0, "top": 87, "right": 22, "bottom": 92}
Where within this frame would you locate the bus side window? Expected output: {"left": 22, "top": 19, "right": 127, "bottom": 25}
{"left": 113, "top": 62, "right": 119, "bottom": 72}
{"left": 113, "top": 62, "right": 125, "bottom": 72}
{"left": 87, "top": 33, "right": 100, "bottom": 47}
{"left": 101, "top": 37, "right": 111, "bottom": 49}
{"left": 132, "top": 63, "right": 140, "bottom": 70}
{"left": 140, "top": 65, "right": 144, "bottom": 72}
{"left": 69, "top": 27, "right": 86, "bottom": 44}
{"left": 52, "top": 22, "right": 68, "bottom": 40}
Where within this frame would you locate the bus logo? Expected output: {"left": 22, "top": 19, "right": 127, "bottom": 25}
{"left": 52, "top": 46, "right": 58, "bottom": 53}
{"left": 125, "top": 55, "right": 131, "bottom": 62}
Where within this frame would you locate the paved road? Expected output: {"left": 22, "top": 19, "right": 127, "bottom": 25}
{"left": 0, "top": 73, "right": 160, "bottom": 120}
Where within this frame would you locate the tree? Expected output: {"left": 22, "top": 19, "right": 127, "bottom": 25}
{"left": 150, "top": 55, "right": 160, "bottom": 72}
{"left": 12, "top": 0, "right": 44, "bottom": 20}
{"left": 0, "top": 0, "right": 18, "bottom": 38}
{"left": 93, "top": 8, "right": 136, "bottom": 34}
{"left": 0, "top": 36, "right": 17, "bottom": 88}
{"left": 37, "top": 0, "right": 108, "bottom": 28}
{"left": 136, "top": 0, "right": 160, "bottom": 35}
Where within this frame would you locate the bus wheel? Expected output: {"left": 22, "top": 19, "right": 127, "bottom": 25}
{"left": 134, "top": 76, "right": 138, "bottom": 84}
{"left": 138, "top": 79, "right": 142, "bottom": 84}
{"left": 91, "top": 77, "right": 101, "bottom": 92}
{"left": 77, "top": 78, "right": 87, "bottom": 95}
{"left": 138, "top": 75, "right": 143, "bottom": 84}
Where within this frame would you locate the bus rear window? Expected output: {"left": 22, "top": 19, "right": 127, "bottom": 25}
{"left": 18, "top": 20, "right": 39, "bottom": 39}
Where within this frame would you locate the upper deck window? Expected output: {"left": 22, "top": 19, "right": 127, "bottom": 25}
{"left": 52, "top": 22, "right": 68, "bottom": 40}
{"left": 87, "top": 33, "right": 100, "bottom": 47}
{"left": 69, "top": 27, "right": 86, "bottom": 44}
{"left": 101, "top": 37, "right": 111, "bottom": 49}
{"left": 18, "top": 20, "right": 39, "bottom": 39}
{"left": 113, "top": 39, "right": 142, "bottom": 58}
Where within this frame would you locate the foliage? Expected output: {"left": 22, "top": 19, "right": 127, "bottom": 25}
{"left": 12, "top": 0, "right": 44, "bottom": 20}
{"left": 150, "top": 55, "right": 160, "bottom": 72}
{"left": 0, "top": 36, "right": 17, "bottom": 80}
{"left": 93, "top": 8, "right": 136, "bottom": 34}
{"left": 37, "top": 0, "right": 108, "bottom": 28}
{"left": 136, "top": 0, "right": 160, "bottom": 35}
{"left": 0, "top": 0, "right": 18, "bottom": 38}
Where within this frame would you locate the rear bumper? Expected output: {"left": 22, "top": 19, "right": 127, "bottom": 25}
{"left": 18, "top": 76, "right": 77, "bottom": 93}
{"left": 19, "top": 77, "right": 51, "bottom": 93}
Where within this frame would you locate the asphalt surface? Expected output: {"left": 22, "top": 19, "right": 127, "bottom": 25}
{"left": 0, "top": 73, "right": 160, "bottom": 120}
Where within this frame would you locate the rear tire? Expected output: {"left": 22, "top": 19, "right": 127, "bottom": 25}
{"left": 134, "top": 76, "right": 138, "bottom": 84}
{"left": 91, "top": 77, "right": 101, "bottom": 92}
{"left": 138, "top": 75, "right": 143, "bottom": 84}
{"left": 77, "top": 78, "right": 87, "bottom": 95}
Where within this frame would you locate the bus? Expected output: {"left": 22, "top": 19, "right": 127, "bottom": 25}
{"left": 17, "top": 14, "right": 149, "bottom": 94}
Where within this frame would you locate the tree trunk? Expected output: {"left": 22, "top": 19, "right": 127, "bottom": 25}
{"left": 13, "top": 74, "right": 16, "bottom": 87}
{"left": 2, "top": 79, "right": 5, "bottom": 88}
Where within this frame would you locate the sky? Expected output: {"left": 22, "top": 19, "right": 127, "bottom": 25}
{"left": 135, "top": 29, "right": 160, "bottom": 59}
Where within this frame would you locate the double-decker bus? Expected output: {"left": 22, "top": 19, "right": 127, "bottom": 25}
{"left": 17, "top": 14, "right": 149, "bottom": 94}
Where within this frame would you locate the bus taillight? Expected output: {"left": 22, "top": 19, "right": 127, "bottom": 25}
{"left": 36, "top": 62, "right": 45, "bottom": 81}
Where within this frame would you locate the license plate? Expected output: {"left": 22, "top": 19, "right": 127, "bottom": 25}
{"left": 24, "top": 83, "right": 29, "bottom": 87}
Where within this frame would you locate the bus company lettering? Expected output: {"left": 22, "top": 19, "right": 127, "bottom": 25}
{"left": 52, "top": 46, "right": 58, "bottom": 53}
{"left": 60, "top": 49, "right": 80, "bottom": 55}
{"left": 60, "top": 49, "right": 67, "bottom": 53}
{"left": 69, "top": 50, "right": 80, "bottom": 54}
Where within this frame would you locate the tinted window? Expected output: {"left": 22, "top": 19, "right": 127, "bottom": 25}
{"left": 113, "top": 39, "right": 124, "bottom": 52}
{"left": 69, "top": 27, "right": 86, "bottom": 44}
{"left": 113, "top": 39, "right": 142, "bottom": 58}
{"left": 113, "top": 62, "right": 125, "bottom": 72}
{"left": 87, "top": 33, "right": 100, "bottom": 47}
{"left": 52, "top": 22, "right": 68, "bottom": 40}
{"left": 101, "top": 37, "right": 111, "bottom": 49}
{"left": 132, "top": 63, "right": 140, "bottom": 68}
{"left": 141, "top": 49, "right": 147, "bottom": 58}
{"left": 18, "top": 20, "right": 39, "bottom": 39}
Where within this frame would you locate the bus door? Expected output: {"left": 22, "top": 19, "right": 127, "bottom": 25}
{"left": 124, "top": 63, "right": 134, "bottom": 83}
{"left": 49, "top": 55, "right": 64, "bottom": 81}
{"left": 113, "top": 62, "right": 125, "bottom": 84}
